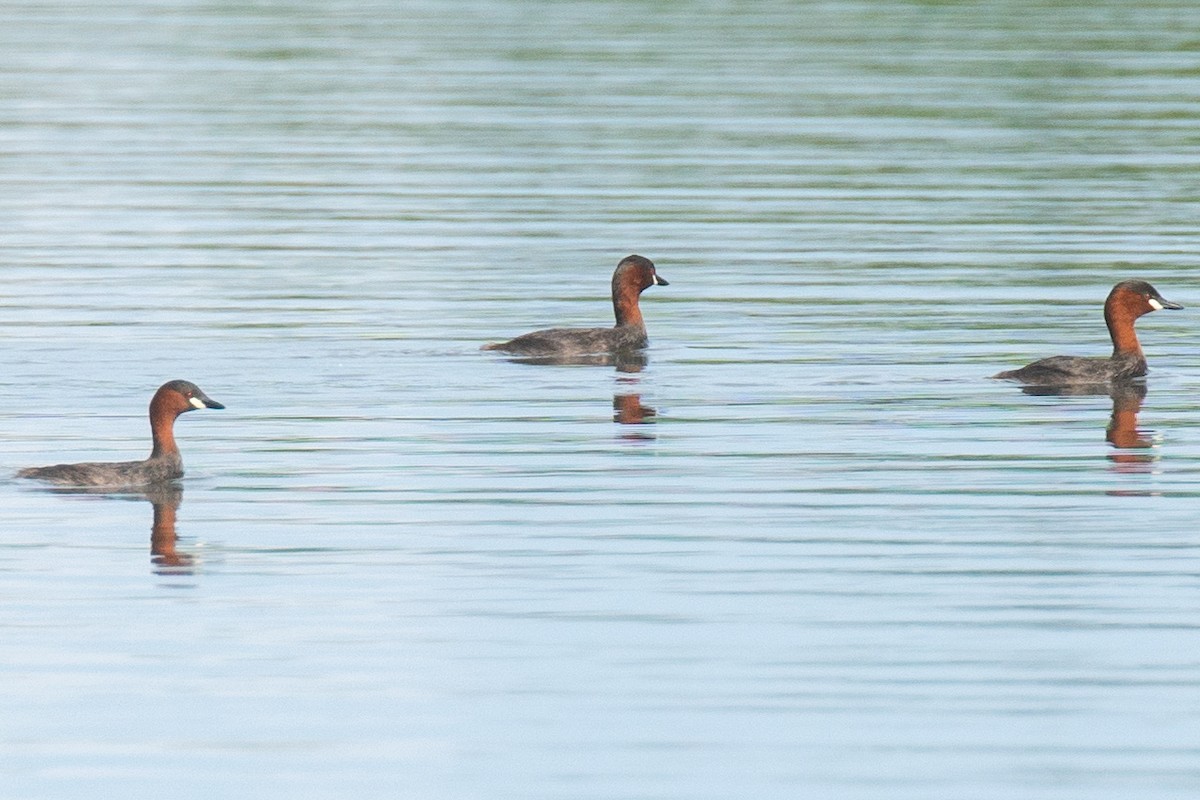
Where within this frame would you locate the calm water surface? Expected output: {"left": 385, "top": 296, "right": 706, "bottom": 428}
{"left": 3, "top": 1, "right": 1200, "bottom": 798}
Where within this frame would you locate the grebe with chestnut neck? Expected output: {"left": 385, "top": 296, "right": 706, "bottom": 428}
{"left": 482, "top": 254, "right": 668, "bottom": 357}
{"left": 994, "top": 280, "right": 1181, "bottom": 385}
{"left": 16, "top": 380, "right": 224, "bottom": 489}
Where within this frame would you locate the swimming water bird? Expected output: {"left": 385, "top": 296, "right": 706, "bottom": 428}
{"left": 482, "top": 254, "right": 668, "bottom": 357}
{"left": 16, "top": 380, "right": 224, "bottom": 488}
{"left": 993, "top": 280, "right": 1181, "bottom": 385}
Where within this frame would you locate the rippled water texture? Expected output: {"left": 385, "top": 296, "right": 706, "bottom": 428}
{"left": 3, "top": 2, "right": 1200, "bottom": 798}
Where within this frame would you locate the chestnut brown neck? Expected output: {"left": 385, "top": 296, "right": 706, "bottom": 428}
{"left": 613, "top": 282, "right": 645, "bottom": 329}
{"left": 1105, "top": 300, "right": 1143, "bottom": 359}
{"left": 149, "top": 399, "right": 182, "bottom": 459}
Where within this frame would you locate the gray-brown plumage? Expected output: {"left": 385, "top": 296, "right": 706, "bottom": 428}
{"left": 17, "top": 380, "right": 224, "bottom": 488}
{"left": 993, "top": 280, "right": 1181, "bottom": 385}
{"left": 483, "top": 255, "right": 667, "bottom": 357}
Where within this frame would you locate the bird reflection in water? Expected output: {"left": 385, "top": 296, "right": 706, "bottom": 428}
{"left": 144, "top": 484, "right": 195, "bottom": 573}
{"left": 611, "top": 355, "right": 657, "bottom": 440}
{"left": 1021, "top": 381, "right": 1158, "bottom": 478}
{"left": 499, "top": 350, "right": 658, "bottom": 439}
{"left": 613, "top": 392, "right": 657, "bottom": 439}
{"left": 1102, "top": 382, "right": 1158, "bottom": 478}
{"left": 34, "top": 483, "right": 196, "bottom": 574}
{"left": 500, "top": 351, "right": 648, "bottom": 370}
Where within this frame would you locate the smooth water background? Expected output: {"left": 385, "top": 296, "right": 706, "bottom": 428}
{"left": 4, "top": 2, "right": 1200, "bottom": 797}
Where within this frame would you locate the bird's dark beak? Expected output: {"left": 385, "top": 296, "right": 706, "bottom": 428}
{"left": 653, "top": 274, "right": 669, "bottom": 287}
{"left": 198, "top": 392, "right": 225, "bottom": 410}
{"left": 1157, "top": 296, "right": 1184, "bottom": 310}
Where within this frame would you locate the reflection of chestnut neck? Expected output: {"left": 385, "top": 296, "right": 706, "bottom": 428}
{"left": 613, "top": 394, "right": 656, "bottom": 425}
{"left": 1106, "top": 385, "right": 1154, "bottom": 468}
{"left": 147, "top": 487, "right": 191, "bottom": 570}
{"left": 151, "top": 500, "right": 178, "bottom": 557}
{"left": 1105, "top": 386, "right": 1145, "bottom": 448}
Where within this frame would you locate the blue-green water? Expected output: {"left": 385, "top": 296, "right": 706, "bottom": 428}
{"left": 4, "top": 2, "right": 1200, "bottom": 798}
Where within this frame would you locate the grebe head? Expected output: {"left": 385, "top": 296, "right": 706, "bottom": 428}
{"left": 609, "top": 254, "right": 668, "bottom": 329}
{"left": 613, "top": 254, "right": 668, "bottom": 296}
{"left": 1107, "top": 280, "right": 1182, "bottom": 317}
{"left": 153, "top": 380, "right": 225, "bottom": 417}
